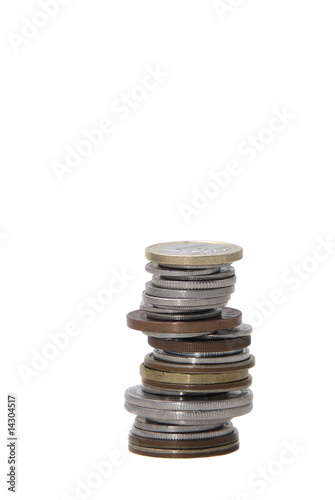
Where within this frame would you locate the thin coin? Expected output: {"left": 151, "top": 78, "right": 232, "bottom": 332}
{"left": 133, "top": 417, "right": 224, "bottom": 433}
{"left": 151, "top": 349, "right": 251, "bottom": 365}
{"left": 131, "top": 423, "right": 233, "bottom": 440}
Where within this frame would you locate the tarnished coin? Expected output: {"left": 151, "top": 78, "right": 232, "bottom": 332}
{"left": 147, "top": 334, "right": 251, "bottom": 352}
{"left": 128, "top": 427, "right": 238, "bottom": 449}
{"left": 145, "top": 241, "right": 243, "bottom": 266}
{"left": 128, "top": 440, "right": 239, "bottom": 458}
{"left": 141, "top": 376, "right": 252, "bottom": 394}
{"left": 140, "top": 364, "right": 249, "bottom": 384}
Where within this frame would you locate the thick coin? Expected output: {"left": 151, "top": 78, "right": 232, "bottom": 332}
{"left": 131, "top": 422, "right": 233, "bottom": 440}
{"left": 152, "top": 348, "right": 250, "bottom": 364}
{"left": 125, "top": 400, "right": 253, "bottom": 422}
{"left": 125, "top": 385, "right": 253, "bottom": 411}
{"left": 142, "top": 292, "right": 230, "bottom": 309}
{"left": 152, "top": 275, "right": 236, "bottom": 289}
{"left": 145, "top": 262, "right": 230, "bottom": 277}
{"left": 140, "top": 364, "right": 249, "bottom": 384}
{"left": 128, "top": 427, "right": 238, "bottom": 449}
{"left": 144, "top": 353, "right": 255, "bottom": 373}
{"left": 140, "top": 304, "right": 223, "bottom": 323}
{"left": 127, "top": 308, "right": 242, "bottom": 334}
{"left": 142, "top": 376, "right": 252, "bottom": 394}
{"left": 128, "top": 440, "right": 239, "bottom": 458}
{"left": 134, "top": 417, "right": 224, "bottom": 433}
{"left": 145, "top": 241, "right": 243, "bottom": 266}
{"left": 148, "top": 334, "right": 251, "bottom": 352}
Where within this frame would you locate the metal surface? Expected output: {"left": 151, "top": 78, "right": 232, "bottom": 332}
{"left": 145, "top": 241, "right": 243, "bottom": 266}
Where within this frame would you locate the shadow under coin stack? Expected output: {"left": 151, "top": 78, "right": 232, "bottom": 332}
{"left": 124, "top": 241, "right": 255, "bottom": 458}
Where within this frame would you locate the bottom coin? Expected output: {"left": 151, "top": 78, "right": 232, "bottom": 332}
{"left": 128, "top": 440, "right": 239, "bottom": 458}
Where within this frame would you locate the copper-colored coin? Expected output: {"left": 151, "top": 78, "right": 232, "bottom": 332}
{"left": 142, "top": 375, "right": 252, "bottom": 393}
{"left": 144, "top": 353, "right": 255, "bottom": 373}
{"left": 128, "top": 428, "right": 238, "bottom": 450}
{"left": 127, "top": 308, "right": 242, "bottom": 334}
{"left": 128, "top": 440, "right": 239, "bottom": 458}
{"left": 148, "top": 335, "right": 250, "bottom": 353}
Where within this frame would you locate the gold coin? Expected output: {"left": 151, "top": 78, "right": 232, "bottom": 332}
{"left": 145, "top": 241, "right": 243, "bottom": 266}
{"left": 140, "top": 364, "right": 248, "bottom": 385}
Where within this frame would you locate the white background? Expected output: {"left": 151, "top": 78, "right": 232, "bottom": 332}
{"left": 0, "top": 1, "right": 334, "bottom": 499}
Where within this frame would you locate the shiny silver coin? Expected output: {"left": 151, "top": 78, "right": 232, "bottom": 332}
{"left": 142, "top": 292, "right": 230, "bottom": 309}
{"left": 125, "top": 401, "right": 253, "bottom": 422}
{"left": 145, "top": 282, "right": 235, "bottom": 300}
{"left": 125, "top": 386, "right": 252, "bottom": 411}
{"left": 131, "top": 422, "right": 233, "bottom": 441}
{"left": 152, "top": 348, "right": 250, "bottom": 364}
{"left": 152, "top": 275, "right": 236, "bottom": 289}
{"left": 145, "top": 262, "right": 227, "bottom": 277}
{"left": 133, "top": 417, "right": 223, "bottom": 433}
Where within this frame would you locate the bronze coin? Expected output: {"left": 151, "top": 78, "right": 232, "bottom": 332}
{"left": 142, "top": 375, "right": 252, "bottom": 393}
{"left": 148, "top": 335, "right": 251, "bottom": 353}
{"left": 128, "top": 440, "right": 239, "bottom": 458}
{"left": 144, "top": 353, "right": 255, "bottom": 373}
{"left": 128, "top": 428, "right": 238, "bottom": 450}
{"left": 127, "top": 308, "right": 242, "bottom": 334}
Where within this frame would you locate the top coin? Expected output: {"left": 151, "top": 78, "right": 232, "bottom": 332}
{"left": 145, "top": 241, "right": 243, "bottom": 266}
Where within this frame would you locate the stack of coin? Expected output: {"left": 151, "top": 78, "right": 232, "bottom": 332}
{"left": 125, "top": 241, "right": 255, "bottom": 458}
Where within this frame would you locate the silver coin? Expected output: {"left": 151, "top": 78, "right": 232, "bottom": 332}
{"left": 140, "top": 303, "right": 223, "bottom": 321}
{"left": 145, "top": 262, "right": 227, "bottom": 277}
{"left": 142, "top": 292, "right": 230, "bottom": 309}
{"left": 131, "top": 422, "right": 234, "bottom": 441}
{"left": 152, "top": 348, "right": 250, "bottom": 364}
{"left": 133, "top": 417, "right": 223, "bottom": 433}
{"left": 125, "top": 386, "right": 253, "bottom": 411}
{"left": 145, "top": 282, "right": 235, "bottom": 300}
{"left": 197, "top": 323, "right": 253, "bottom": 340}
{"left": 125, "top": 401, "right": 253, "bottom": 422}
{"left": 152, "top": 275, "right": 236, "bottom": 289}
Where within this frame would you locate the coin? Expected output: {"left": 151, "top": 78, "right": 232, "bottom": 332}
{"left": 128, "top": 427, "right": 238, "bottom": 449}
{"left": 128, "top": 440, "right": 239, "bottom": 458}
{"left": 147, "top": 334, "right": 251, "bottom": 352}
{"left": 145, "top": 281, "right": 235, "bottom": 299}
{"left": 133, "top": 417, "right": 224, "bottom": 433}
{"left": 145, "top": 353, "right": 255, "bottom": 371}
{"left": 145, "top": 241, "right": 243, "bottom": 266}
{"left": 140, "top": 364, "right": 249, "bottom": 384}
{"left": 152, "top": 348, "right": 250, "bottom": 364}
{"left": 141, "top": 376, "right": 252, "bottom": 394}
{"left": 152, "top": 274, "right": 236, "bottom": 289}
{"left": 145, "top": 262, "right": 230, "bottom": 277}
{"left": 127, "top": 308, "right": 242, "bottom": 334}
{"left": 131, "top": 422, "right": 233, "bottom": 440}
{"left": 124, "top": 385, "right": 253, "bottom": 411}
